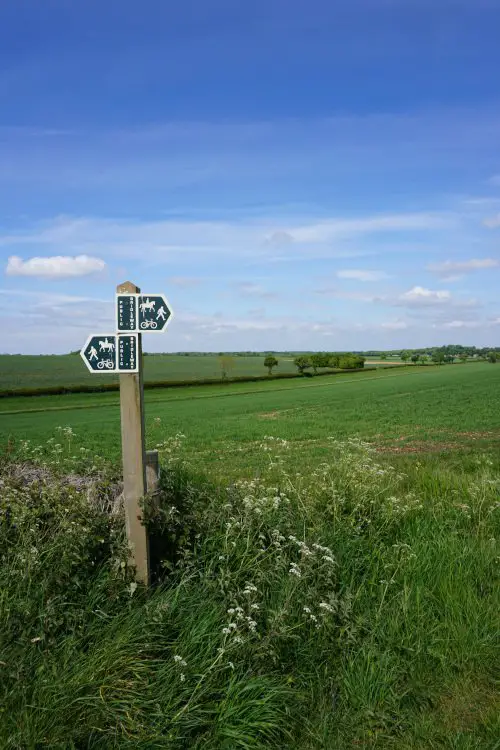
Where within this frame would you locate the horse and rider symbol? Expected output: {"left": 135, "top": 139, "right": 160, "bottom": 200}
{"left": 88, "top": 337, "right": 115, "bottom": 362}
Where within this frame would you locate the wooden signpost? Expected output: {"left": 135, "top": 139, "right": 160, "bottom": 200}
{"left": 80, "top": 281, "right": 173, "bottom": 584}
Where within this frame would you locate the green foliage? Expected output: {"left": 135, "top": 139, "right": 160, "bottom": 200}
{"left": 1, "top": 436, "right": 498, "bottom": 747}
{"left": 487, "top": 351, "right": 498, "bottom": 363}
{"left": 264, "top": 354, "right": 279, "bottom": 375}
{"left": 293, "top": 355, "right": 312, "bottom": 374}
{"left": 337, "top": 354, "right": 366, "bottom": 370}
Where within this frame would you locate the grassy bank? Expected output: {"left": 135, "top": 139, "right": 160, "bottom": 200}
{"left": 1, "top": 438, "right": 498, "bottom": 748}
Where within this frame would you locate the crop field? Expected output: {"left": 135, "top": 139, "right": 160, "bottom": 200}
{"left": 1, "top": 362, "right": 499, "bottom": 476}
{"left": 0, "top": 353, "right": 303, "bottom": 391}
{"left": 0, "top": 353, "right": 306, "bottom": 391}
{"left": 1, "top": 361, "right": 499, "bottom": 748}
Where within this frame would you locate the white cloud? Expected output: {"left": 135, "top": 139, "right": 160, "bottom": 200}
{"left": 483, "top": 213, "right": 500, "bottom": 228}
{"left": 441, "top": 320, "right": 482, "bottom": 329}
{"left": 315, "top": 287, "right": 381, "bottom": 302}
{"left": 398, "top": 286, "right": 451, "bottom": 306}
{"left": 5, "top": 254, "right": 106, "bottom": 279}
{"left": 337, "top": 269, "right": 389, "bottom": 282}
{"left": 427, "top": 258, "right": 499, "bottom": 276}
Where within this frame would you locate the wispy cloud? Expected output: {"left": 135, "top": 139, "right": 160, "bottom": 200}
{"left": 168, "top": 276, "right": 202, "bottom": 287}
{"left": 5, "top": 254, "right": 106, "bottom": 278}
{"left": 337, "top": 269, "right": 389, "bottom": 282}
{"left": 427, "top": 257, "right": 499, "bottom": 281}
{"left": 380, "top": 319, "right": 408, "bottom": 330}
{"left": 483, "top": 213, "right": 500, "bottom": 228}
{"left": 0, "top": 211, "right": 448, "bottom": 266}
{"left": 233, "top": 282, "right": 277, "bottom": 299}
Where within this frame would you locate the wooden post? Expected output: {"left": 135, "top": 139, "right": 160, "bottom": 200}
{"left": 117, "top": 281, "right": 149, "bottom": 585}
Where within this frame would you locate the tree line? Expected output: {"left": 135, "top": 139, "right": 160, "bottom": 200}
{"left": 264, "top": 352, "right": 366, "bottom": 376}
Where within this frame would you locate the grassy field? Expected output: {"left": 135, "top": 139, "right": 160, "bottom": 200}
{"left": 1, "top": 362, "right": 499, "bottom": 748}
{"left": 1, "top": 362, "right": 499, "bottom": 476}
{"left": 0, "top": 353, "right": 304, "bottom": 391}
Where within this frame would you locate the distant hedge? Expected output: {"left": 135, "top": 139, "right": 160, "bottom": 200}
{"left": 0, "top": 366, "right": 383, "bottom": 399}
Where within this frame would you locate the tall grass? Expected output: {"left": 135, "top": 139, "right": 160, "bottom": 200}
{"left": 1, "top": 438, "right": 498, "bottom": 748}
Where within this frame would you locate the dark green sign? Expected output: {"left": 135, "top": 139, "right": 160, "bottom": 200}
{"left": 81, "top": 334, "right": 139, "bottom": 373}
{"left": 81, "top": 335, "right": 116, "bottom": 372}
{"left": 118, "top": 334, "right": 139, "bottom": 372}
{"left": 138, "top": 294, "right": 172, "bottom": 332}
{"left": 116, "top": 294, "right": 138, "bottom": 332}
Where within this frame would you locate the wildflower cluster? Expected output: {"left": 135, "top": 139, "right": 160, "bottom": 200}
{"left": 156, "top": 432, "right": 186, "bottom": 459}
{"left": 15, "top": 428, "right": 112, "bottom": 477}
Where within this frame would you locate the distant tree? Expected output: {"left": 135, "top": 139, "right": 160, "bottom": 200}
{"left": 264, "top": 354, "right": 279, "bottom": 375}
{"left": 411, "top": 353, "right": 419, "bottom": 363}
{"left": 487, "top": 351, "right": 498, "bottom": 363}
{"left": 218, "top": 355, "right": 235, "bottom": 380}
{"left": 380, "top": 353, "right": 388, "bottom": 361}
{"left": 459, "top": 353, "right": 468, "bottom": 364}
{"left": 400, "top": 351, "right": 410, "bottom": 363}
{"left": 431, "top": 350, "right": 446, "bottom": 365}
{"left": 419, "top": 354, "right": 429, "bottom": 365}
{"left": 328, "top": 354, "right": 340, "bottom": 368}
{"left": 294, "top": 356, "right": 312, "bottom": 374}
{"left": 338, "top": 354, "right": 366, "bottom": 370}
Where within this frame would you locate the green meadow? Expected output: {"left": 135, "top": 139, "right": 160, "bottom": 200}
{"left": 1, "top": 361, "right": 499, "bottom": 748}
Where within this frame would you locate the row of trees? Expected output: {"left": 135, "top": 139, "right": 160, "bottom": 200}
{"left": 398, "top": 348, "right": 499, "bottom": 365}
{"left": 264, "top": 352, "right": 365, "bottom": 376}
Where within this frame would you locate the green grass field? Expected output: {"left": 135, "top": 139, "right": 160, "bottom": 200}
{"left": 1, "top": 362, "right": 499, "bottom": 748}
{"left": 0, "top": 353, "right": 303, "bottom": 391}
{"left": 2, "top": 362, "right": 499, "bottom": 477}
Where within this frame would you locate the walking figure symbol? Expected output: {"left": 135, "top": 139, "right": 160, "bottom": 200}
{"left": 156, "top": 305, "right": 167, "bottom": 321}
{"left": 89, "top": 346, "right": 98, "bottom": 361}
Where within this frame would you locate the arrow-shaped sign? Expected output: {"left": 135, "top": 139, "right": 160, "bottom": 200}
{"left": 80, "top": 333, "right": 139, "bottom": 373}
{"left": 116, "top": 293, "right": 173, "bottom": 333}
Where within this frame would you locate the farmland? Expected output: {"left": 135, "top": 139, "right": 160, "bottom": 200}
{"left": 1, "top": 361, "right": 499, "bottom": 475}
{"left": 0, "top": 353, "right": 299, "bottom": 391}
{"left": 0, "top": 353, "right": 410, "bottom": 395}
{"left": 1, "top": 361, "right": 499, "bottom": 748}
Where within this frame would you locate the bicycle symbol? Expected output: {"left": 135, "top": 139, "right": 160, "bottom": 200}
{"left": 97, "top": 359, "right": 115, "bottom": 369}
{"left": 140, "top": 320, "right": 158, "bottom": 330}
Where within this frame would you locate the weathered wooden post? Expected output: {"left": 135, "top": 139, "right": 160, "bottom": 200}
{"left": 81, "top": 281, "right": 173, "bottom": 585}
{"left": 117, "top": 281, "right": 149, "bottom": 584}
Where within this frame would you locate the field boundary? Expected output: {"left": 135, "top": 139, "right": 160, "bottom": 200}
{"left": 0, "top": 365, "right": 387, "bottom": 399}
{"left": 0, "top": 366, "right": 433, "bottom": 417}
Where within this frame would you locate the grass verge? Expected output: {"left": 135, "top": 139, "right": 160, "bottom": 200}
{"left": 1, "top": 439, "right": 498, "bottom": 748}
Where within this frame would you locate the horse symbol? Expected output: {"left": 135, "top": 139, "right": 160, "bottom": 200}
{"left": 99, "top": 338, "right": 115, "bottom": 353}
{"left": 139, "top": 298, "right": 156, "bottom": 315}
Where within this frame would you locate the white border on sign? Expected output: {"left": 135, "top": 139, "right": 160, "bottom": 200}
{"left": 117, "top": 333, "right": 140, "bottom": 373}
{"left": 137, "top": 293, "right": 174, "bottom": 334}
{"left": 115, "top": 293, "right": 139, "bottom": 333}
{"left": 80, "top": 333, "right": 118, "bottom": 374}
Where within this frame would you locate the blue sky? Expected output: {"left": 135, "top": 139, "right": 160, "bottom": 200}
{"left": 1, "top": 0, "right": 499, "bottom": 353}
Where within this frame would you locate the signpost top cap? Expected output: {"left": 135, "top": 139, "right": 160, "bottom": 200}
{"left": 117, "top": 281, "right": 140, "bottom": 294}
